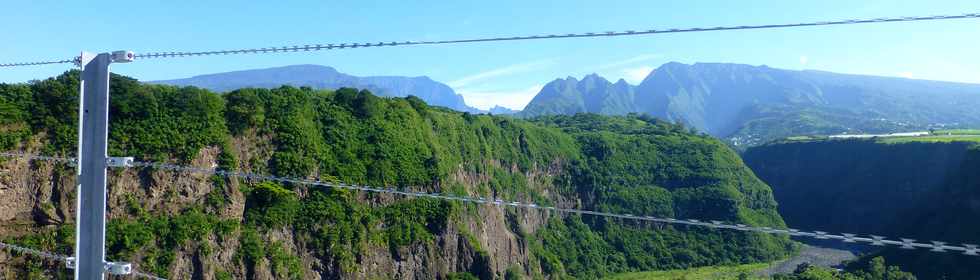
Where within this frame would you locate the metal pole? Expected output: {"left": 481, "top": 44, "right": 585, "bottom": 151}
{"left": 76, "top": 51, "right": 112, "bottom": 280}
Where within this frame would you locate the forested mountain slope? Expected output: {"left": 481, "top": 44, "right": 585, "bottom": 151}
{"left": 744, "top": 140, "right": 980, "bottom": 279}
{"left": 0, "top": 71, "right": 793, "bottom": 279}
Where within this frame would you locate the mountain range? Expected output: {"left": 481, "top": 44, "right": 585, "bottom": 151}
{"left": 153, "top": 62, "right": 980, "bottom": 147}
{"left": 152, "top": 64, "right": 481, "bottom": 113}
{"left": 521, "top": 62, "right": 980, "bottom": 147}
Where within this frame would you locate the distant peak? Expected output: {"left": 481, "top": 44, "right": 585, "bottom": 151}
{"left": 488, "top": 105, "right": 519, "bottom": 114}
{"left": 583, "top": 72, "right": 609, "bottom": 81}
{"left": 689, "top": 62, "right": 767, "bottom": 69}
{"left": 547, "top": 76, "right": 579, "bottom": 84}
{"left": 279, "top": 64, "right": 337, "bottom": 70}
{"left": 654, "top": 62, "right": 690, "bottom": 73}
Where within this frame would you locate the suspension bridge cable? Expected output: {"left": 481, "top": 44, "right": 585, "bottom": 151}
{"left": 2, "top": 12, "right": 978, "bottom": 68}
{"left": 130, "top": 13, "right": 980, "bottom": 60}
{"left": 0, "top": 58, "right": 77, "bottom": 68}
{"left": 124, "top": 160, "right": 979, "bottom": 257}
{"left": 0, "top": 240, "right": 71, "bottom": 263}
{"left": 0, "top": 152, "right": 75, "bottom": 164}
{"left": 0, "top": 232, "right": 168, "bottom": 279}
{"left": 131, "top": 270, "right": 168, "bottom": 280}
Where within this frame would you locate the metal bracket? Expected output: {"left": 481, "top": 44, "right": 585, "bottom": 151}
{"left": 110, "top": 51, "right": 135, "bottom": 63}
{"left": 66, "top": 258, "right": 133, "bottom": 275}
{"left": 105, "top": 261, "right": 133, "bottom": 275}
{"left": 106, "top": 157, "right": 134, "bottom": 167}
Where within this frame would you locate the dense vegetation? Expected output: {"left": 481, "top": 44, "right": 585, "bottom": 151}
{"left": 744, "top": 139, "right": 980, "bottom": 279}
{"left": 1, "top": 71, "right": 794, "bottom": 279}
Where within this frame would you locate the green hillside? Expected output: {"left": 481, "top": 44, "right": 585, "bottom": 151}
{"left": 0, "top": 71, "right": 793, "bottom": 279}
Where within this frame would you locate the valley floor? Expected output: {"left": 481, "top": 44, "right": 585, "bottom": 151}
{"left": 757, "top": 245, "right": 857, "bottom": 277}
{"left": 605, "top": 245, "right": 856, "bottom": 280}
{"left": 604, "top": 263, "right": 771, "bottom": 280}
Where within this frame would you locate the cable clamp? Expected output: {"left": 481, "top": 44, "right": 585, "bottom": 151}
{"left": 963, "top": 244, "right": 978, "bottom": 256}
{"left": 106, "top": 157, "right": 134, "bottom": 167}
{"left": 105, "top": 261, "right": 133, "bottom": 275}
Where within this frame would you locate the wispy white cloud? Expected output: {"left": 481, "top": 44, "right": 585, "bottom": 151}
{"left": 448, "top": 60, "right": 554, "bottom": 88}
{"left": 799, "top": 56, "right": 809, "bottom": 65}
{"left": 457, "top": 84, "right": 544, "bottom": 110}
{"left": 598, "top": 53, "right": 661, "bottom": 70}
{"left": 620, "top": 66, "right": 655, "bottom": 84}
{"left": 897, "top": 71, "right": 914, "bottom": 79}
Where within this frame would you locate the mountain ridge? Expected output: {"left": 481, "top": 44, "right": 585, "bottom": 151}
{"left": 521, "top": 62, "right": 980, "bottom": 147}
{"left": 151, "top": 64, "right": 482, "bottom": 113}
{"left": 152, "top": 62, "right": 980, "bottom": 148}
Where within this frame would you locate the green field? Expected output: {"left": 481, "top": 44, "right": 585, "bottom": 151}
{"left": 932, "top": 129, "right": 980, "bottom": 135}
{"left": 878, "top": 135, "right": 980, "bottom": 144}
{"left": 879, "top": 129, "right": 980, "bottom": 143}
{"left": 774, "top": 129, "right": 980, "bottom": 145}
{"left": 604, "top": 263, "right": 770, "bottom": 280}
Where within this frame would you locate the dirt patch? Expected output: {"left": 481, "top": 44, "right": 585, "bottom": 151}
{"left": 758, "top": 244, "right": 858, "bottom": 276}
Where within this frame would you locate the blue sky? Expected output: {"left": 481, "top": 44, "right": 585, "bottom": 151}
{"left": 2, "top": 1, "right": 979, "bottom": 110}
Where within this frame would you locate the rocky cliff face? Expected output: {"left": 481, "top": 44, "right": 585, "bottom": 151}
{"left": 0, "top": 139, "right": 75, "bottom": 235}
{"left": 1, "top": 134, "right": 557, "bottom": 280}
